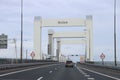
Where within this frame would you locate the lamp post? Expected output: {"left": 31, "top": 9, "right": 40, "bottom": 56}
{"left": 114, "top": 0, "right": 117, "bottom": 66}
{"left": 20, "top": 0, "right": 23, "bottom": 62}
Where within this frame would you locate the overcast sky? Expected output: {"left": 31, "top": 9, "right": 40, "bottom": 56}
{"left": 0, "top": 0, "right": 120, "bottom": 61}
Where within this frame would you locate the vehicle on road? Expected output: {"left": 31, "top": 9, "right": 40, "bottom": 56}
{"left": 65, "top": 60, "right": 74, "bottom": 67}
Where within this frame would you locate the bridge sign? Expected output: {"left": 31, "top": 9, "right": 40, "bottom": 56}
{"left": 30, "top": 51, "right": 35, "bottom": 59}
{"left": 100, "top": 53, "right": 105, "bottom": 59}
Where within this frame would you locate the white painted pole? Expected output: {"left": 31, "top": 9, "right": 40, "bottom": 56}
{"left": 48, "top": 29, "right": 54, "bottom": 60}
{"left": 34, "top": 16, "right": 42, "bottom": 60}
{"left": 57, "top": 39, "right": 61, "bottom": 61}
{"left": 86, "top": 15, "right": 93, "bottom": 61}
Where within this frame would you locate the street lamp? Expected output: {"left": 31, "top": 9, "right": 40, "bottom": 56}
{"left": 114, "top": 0, "right": 117, "bottom": 66}
{"left": 20, "top": 0, "right": 23, "bottom": 62}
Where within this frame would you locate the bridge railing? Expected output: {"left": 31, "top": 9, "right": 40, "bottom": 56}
{"left": 80, "top": 61, "right": 120, "bottom": 70}
{"left": 0, "top": 58, "right": 59, "bottom": 70}
{"left": 0, "top": 58, "right": 57, "bottom": 64}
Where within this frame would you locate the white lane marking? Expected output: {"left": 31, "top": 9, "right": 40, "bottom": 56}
{"left": 0, "top": 64, "right": 60, "bottom": 77}
{"left": 84, "top": 75, "right": 90, "bottom": 77}
{"left": 79, "top": 67, "right": 120, "bottom": 80}
{"left": 49, "top": 71, "right": 53, "bottom": 73}
{"left": 37, "top": 77, "right": 43, "bottom": 80}
{"left": 76, "top": 66, "right": 87, "bottom": 75}
{"left": 87, "top": 78, "right": 95, "bottom": 80}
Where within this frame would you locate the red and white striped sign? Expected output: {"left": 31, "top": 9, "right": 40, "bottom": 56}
{"left": 100, "top": 53, "right": 105, "bottom": 59}
{"left": 30, "top": 51, "right": 35, "bottom": 58}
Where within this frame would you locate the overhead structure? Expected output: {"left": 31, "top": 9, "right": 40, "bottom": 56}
{"left": 51, "top": 32, "right": 87, "bottom": 61}
{"left": 34, "top": 15, "right": 93, "bottom": 61}
{"left": 60, "top": 39, "right": 86, "bottom": 44}
{"left": 48, "top": 31, "right": 87, "bottom": 61}
{"left": 54, "top": 38, "right": 86, "bottom": 61}
{"left": 53, "top": 32, "right": 86, "bottom": 38}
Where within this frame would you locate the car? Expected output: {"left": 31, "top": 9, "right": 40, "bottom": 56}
{"left": 65, "top": 60, "right": 74, "bottom": 67}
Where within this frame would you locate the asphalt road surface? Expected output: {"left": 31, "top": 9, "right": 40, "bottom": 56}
{"left": 0, "top": 63, "right": 120, "bottom": 80}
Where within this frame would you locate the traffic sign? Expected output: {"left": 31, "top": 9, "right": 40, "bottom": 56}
{"left": 100, "top": 53, "right": 105, "bottom": 59}
{"left": 0, "top": 34, "right": 7, "bottom": 49}
{"left": 30, "top": 51, "right": 35, "bottom": 59}
{"left": 100, "top": 53, "right": 105, "bottom": 65}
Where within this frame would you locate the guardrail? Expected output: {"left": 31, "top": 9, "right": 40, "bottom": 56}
{"left": 0, "top": 58, "right": 57, "bottom": 64}
{"left": 0, "top": 62, "right": 59, "bottom": 70}
{"left": 79, "top": 62, "right": 120, "bottom": 71}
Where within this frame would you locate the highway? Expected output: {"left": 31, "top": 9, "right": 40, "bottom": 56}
{"left": 0, "top": 63, "right": 120, "bottom": 80}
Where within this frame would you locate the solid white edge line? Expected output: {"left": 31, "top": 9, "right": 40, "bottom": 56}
{"left": 37, "top": 77, "right": 43, "bottom": 80}
{"left": 0, "top": 64, "right": 60, "bottom": 77}
{"left": 79, "top": 66, "right": 120, "bottom": 80}
{"left": 76, "top": 66, "right": 86, "bottom": 75}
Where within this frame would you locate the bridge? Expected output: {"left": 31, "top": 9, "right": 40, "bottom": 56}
{"left": 34, "top": 15, "right": 93, "bottom": 62}
{"left": 0, "top": 0, "right": 120, "bottom": 79}
{"left": 0, "top": 13, "right": 119, "bottom": 80}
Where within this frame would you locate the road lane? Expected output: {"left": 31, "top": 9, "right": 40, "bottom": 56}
{"left": 77, "top": 63, "right": 120, "bottom": 79}
{"left": 77, "top": 63, "right": 120, "bottom": 80}
{"left": 0, "top": 63, "right": 119, "bottom": 80}
{"left": 0, "top": 64, "right": 61, "bottom": 80}
{"left": 0, "top": 64, "right": 88, "bottom": 80}
{"left": 46, "top": 65, "right": 87, "bottom": 80}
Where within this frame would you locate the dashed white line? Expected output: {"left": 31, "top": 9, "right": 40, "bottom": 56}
{"left": 79, "top": 67, "right": 120, "bottom": 80}
{"left": 84, "top": 75, "right": 90, "bottom": 77}
{"left": 37, "top": 77, "right": 43, "bottom": 80}
{"left": 49, "top": 71, "right": 53, "bottom": 73}
{"left": 0, "top": 64, "right": 60, "bottom": 77}
{"left": 76, "top": 66, "right": 94, "bottom": 80}
{"left": 87, "top": 78, "right": 95, "bottom": 80}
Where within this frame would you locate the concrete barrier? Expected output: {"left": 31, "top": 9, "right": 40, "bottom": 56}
{"left": 79, "top": 63, "right": 120, "bottom": 71}
{"left": 0, "top": 62, "right": 59, "bottom": 70}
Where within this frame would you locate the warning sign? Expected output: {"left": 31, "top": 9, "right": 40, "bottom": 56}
{"left": 100, "top": 53, "right": 105, "bottom": 59}
{"left": 30, "top": 51, "right": 35, "bottom": 59}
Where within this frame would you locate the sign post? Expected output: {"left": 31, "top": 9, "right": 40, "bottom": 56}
{"left": 30, "top": 51, "right": 35, "bottom": 60}
{"left": 100, "top": 53, "right": 105, "bottom": 65}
